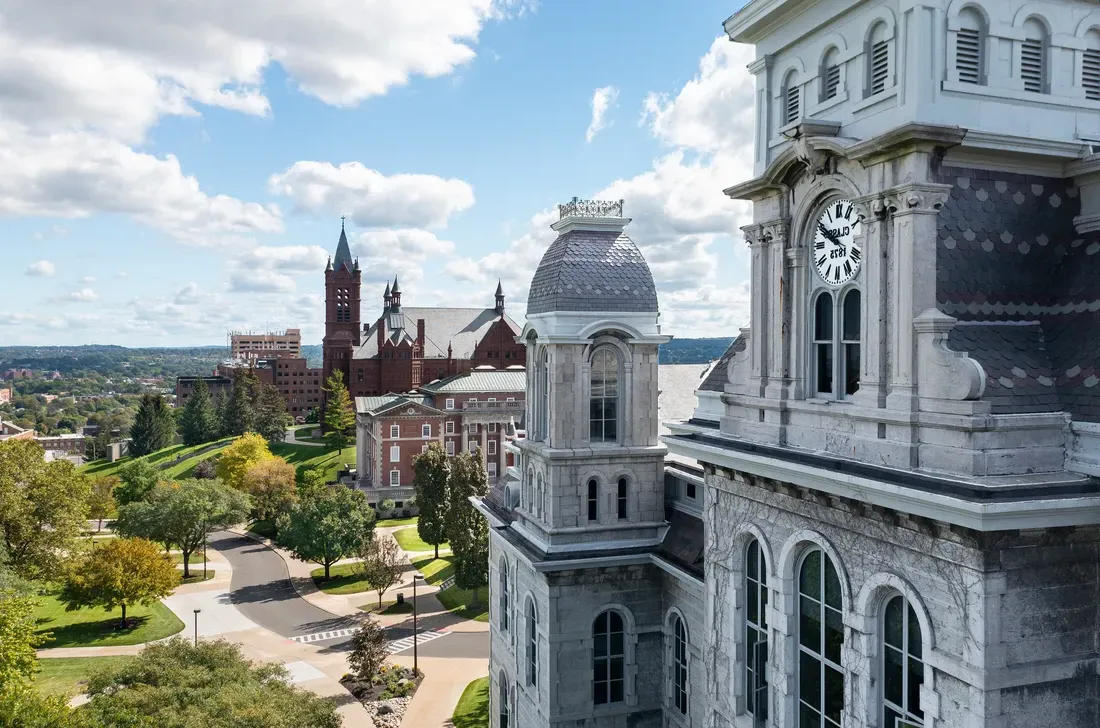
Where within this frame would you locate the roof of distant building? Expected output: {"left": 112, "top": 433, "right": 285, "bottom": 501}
{"left": 354, "top": 393, "right": 434, "bottom": 416}
{"left": 355, "top": 307, "right": 521, "bottom": 360}
{"left": 420, "top": 369, "right": 526, "bottom": 394}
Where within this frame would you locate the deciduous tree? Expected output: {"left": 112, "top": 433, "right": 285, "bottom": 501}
{"left": 128, "top": 394, "right": 175, "bottom": 457}
{"left": 215, "top": 432, "right": 272, "bottom": 491}
{"left": 241, "top": 457, "right": 298, "bottom": 529}
{"left": 357, "top": 533, "right": 403, "bottom": 609}
{"left": 178, "top": 377, "right": 220, "bottom": 446}
{"left": 322, "top": 370, "right": 354, "bottom": 450}
{"left": 59, "top": 537, "right": 180, "bottom": 629}
{"left": 412, "top": 441, "right": 449, "bottom": 559}
{"left": 253, "top": 382, "right": 292, "bottom": 443}
{"left": 113, "top": 458, "right": 160, "bottom": 506}
{"left": 346, "top": 619, "right": 388, "bottom": 682}
{"left": 276, "top": 487, "right": 374, "bottom": 580}
{"left": 446, "top": 451, "right": 489, "bottom": 605}
{"left": 0, "top": 439, "right": 90, "bottom": 580}
{"left": 298, "top": 466, "right": 328, "bottom": 499}
{"left": 0, "top": 589, "right": 46, "bottom": 688}
{"left": 81, "top": 637, "right": 341, "bottom": 728}
{"left": 87, "top": 477, "right": 117, "bottom": 533}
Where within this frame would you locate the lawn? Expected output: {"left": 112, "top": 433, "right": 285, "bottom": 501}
{"left": 451, "top": 676, "right": 490, "bottom": 728}
{"left": 180, "top": 570, "right": 216, "bottom": 584}
{"left": 393, "top": 526, "right": 448, "bottom": 554}
{"left": 34, "top": 656, "right": 135, "bottom": 697}
{"left": 269, "top": 442, "right": 356, "bottom": 483}
{"left": 310, "top": 562, "right": 369, "bottom": 595}
{"left": 358, "top": 599, "right": 415, "bottom": 615}
{"left": 377, "top": 515, "right": 418, "bottom": 527}
{"left": 247, "top": 519, "right": 277, "bottom": 540}
{"left": 79, "top": 437, "right": 234, "bottom": 481}
{"left": 410, "top": 554, "right": 455, "bottom": 586}
{"left": 33, "top": 590, "right": 184, "bottom": 648}
{"left": 436, "top": 586, "right": 490, "bottom": 623}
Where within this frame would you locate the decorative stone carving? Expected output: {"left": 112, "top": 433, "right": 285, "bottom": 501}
{"left": 725, "top": 328, "right": 752, "bottom": 393}
{"left": 882, "top": 183, "right": 952, "bottom": 216}
{"left": 913, "top": 309, "right": 986, "bottom": 401}
{"left": 742, "top": 224, "right": 765, "bottom": 247}
{"left": 761, "top": 220, "right": 790, "bottom": 246}
{"left": 852, "top": 192, "right": 890, "bottom": 222}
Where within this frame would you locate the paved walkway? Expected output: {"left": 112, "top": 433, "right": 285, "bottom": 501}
{"left": 284, "top": 426, "right": 326, "bottom": 447}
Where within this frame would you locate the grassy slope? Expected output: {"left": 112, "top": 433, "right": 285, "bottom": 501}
{"left": 393, "top": 526, "right": 448, "bottom": 554}
{"left": 410, "top": 554, "right": 454, "bottom": 586}
{"left": 309, "top": 562, "right": 369, "bottom": 595}
{"left": 269, "top": 442, "right": 355, "bottom": 483}
{"left": 80, "top": 437, "right": 234, "bottom": 481}
{"left": 451, "top": 676, "right": 490, "bottom": 728}
{"left": 34, "top": 656, "right": 135, "bottom": 697}
{"left": 376, "top": 515, "right": 418, "bottom": 527}
{"left": 436, "top": 586, "right": 490, "bottom": 623}
{"left": 33, "top": 591, "right": 184, "bottom": 648}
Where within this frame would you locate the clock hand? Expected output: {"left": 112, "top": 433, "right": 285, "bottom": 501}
{"left": 817, "top": 222, "right": 841, "bottom": 245}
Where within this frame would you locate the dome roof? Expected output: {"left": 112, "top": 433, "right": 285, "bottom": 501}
{"left": 527, "top": 227, "right": 658, "bottom": 315}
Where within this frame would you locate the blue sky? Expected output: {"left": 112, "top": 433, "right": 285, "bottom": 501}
{"left": 1, "top": 0, "right": 755, "bottom": 346}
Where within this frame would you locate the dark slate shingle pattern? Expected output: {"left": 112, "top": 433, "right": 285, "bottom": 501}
{"left": 355, "top": 307, "right": 522, "bottom": 361}
{"left": 527, "top": 229, "right": 659, "bottom": 315}
{"left": 698, "top": 335, "right": 746, "bottom": 392}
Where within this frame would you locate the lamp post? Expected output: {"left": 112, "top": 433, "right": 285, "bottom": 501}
{"left": 412, "top": 572, "right": 424, "bottom": 674}
{"left": 203, "top": 515, "right": 208, "bottom": 580}
{"left": 193, "top": 608, "right": 201, "bottom": 647}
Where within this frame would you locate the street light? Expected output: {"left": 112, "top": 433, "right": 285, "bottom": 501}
{"left": 412, "top": 572, "right": 424, "bottom": 675}
{"left": 193, "top": 609, "right": 201, "bottom": 647}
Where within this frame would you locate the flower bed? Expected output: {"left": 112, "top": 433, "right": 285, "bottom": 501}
{"left": 340, "top": 665, "right": 423, "bottom": 727}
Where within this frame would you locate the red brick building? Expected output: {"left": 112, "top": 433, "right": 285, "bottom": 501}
{"left": 321, "top": 222, "right": 525, "bottom": 405}
{"left": 354, "top": 367, "right": 525, "bottom": 508}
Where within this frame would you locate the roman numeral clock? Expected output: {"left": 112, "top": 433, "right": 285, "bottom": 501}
{"left": 813, "top": 200, "right": 862, "bottom": 285}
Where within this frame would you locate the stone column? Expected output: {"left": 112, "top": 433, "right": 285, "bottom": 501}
{"left": 785, "top": 246, "right": 808, "bottom": 402}
{"left": 762, "top": 220, "right": 789, "bottom": 401}
{"left": 480, "top": 426, "right": 488, "bottom": 470}
{"left": 883, "top": 183, "right": 951, "bottom": 412}
{"left": 461, "top": 421, "right": 469, "bottom": 454}
{"left": 743, "top": 224, "right": 769, "bottom": 397}
{"left": 849, "top": 193, "right": 890, "bottom": 409}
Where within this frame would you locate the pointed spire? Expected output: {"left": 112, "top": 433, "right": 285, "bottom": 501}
{"left": 332, "top": 219, "right": 353, "bottom": 273}
{"left": 390, "top": 275, "right": 402, "bottom": 308}
{"left": 495, "top": 280, "right": 503, "bottom": 297}
{"left": 384, "top": 281, "right": 391, "bottom": 297}
{"left": 494, "top": 279, "right": 505, "bottom": 313}
{"left": 325, "top": 255, "right": 333, "bottom": 272}
{"left": 392, "top": 275, "right": 401, "bottom": 294}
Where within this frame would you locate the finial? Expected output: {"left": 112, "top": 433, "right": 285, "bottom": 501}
{"left": 340, "top": 215, "right": 346, "bottom": 230}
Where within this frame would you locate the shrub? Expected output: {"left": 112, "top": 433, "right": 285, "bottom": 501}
{"left": 193, "top": 460, "right": 216, "bottom": 479}
{"left": 379, "top": 498, "right": 395, "bottom": 513}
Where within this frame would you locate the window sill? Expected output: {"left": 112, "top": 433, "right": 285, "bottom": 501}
{"left": 804, "top": 397, "right": 855, "bottom": 406}
{"left": 941, "top": 79, "right": 1100, "bottom": 111}
{"left": 809, "top": 90, "right": 848, "bottom": 117}
{"left": 850, "top": 87, "right": 897, "bottom": 114}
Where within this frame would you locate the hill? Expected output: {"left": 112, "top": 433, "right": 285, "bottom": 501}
{"left": 659, "top": 337, "right": 734, "bottom": 365}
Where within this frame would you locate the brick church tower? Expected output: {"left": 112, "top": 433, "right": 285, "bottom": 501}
{"left": 322, "top": 219, "right": 361, "bottom": 391}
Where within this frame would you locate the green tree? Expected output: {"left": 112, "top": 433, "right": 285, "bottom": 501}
{"left": 81, "top": 637, "right": 341, "bottom": 728}
{"left": 87, "top": 476, "right": 117, "bottom": 532}
{"left": 346, "top": 619, "right": 388, "bottom": 682}
{"left": 241, "top": 457, "right": 298, "bottom": 529}
{"left": 446, "top": 451, "right": 489, "bottom": 605}
{"left": 0, "top": 439, "right": 90, "bottom": 580}
{"left": 222, "top": 370, "right": 258, "bottom": 437}
{"left": 215, "top": 432, "right": 273, "bottom": 491}
{"left": 321, "top": 370, "right": 354, "bottom": 450}
{"left": 357, "top": 532, "right": 402, "bottom": 609}
{"left": 128, "top": 393, "right": 175, "bottom": 457}
{"left": 253, "top": 382, "right": 291, "bottom": 443}
{"left": 114, "top": 458, "right": 160, "bottom": 506}
{"left": 298, "top": 466, "right": 327, "bottom": 500}
{"left": 412, "top": 441, "right": 449, "bottom": 558}
{"left": 276, "top": 487, "right": 374, "bottom": 580}
{"left": 115, "top": 480, "right": 250, "bottom": 578}
{"left": 59, "top": 537, "right": 180, "bottom": 628}
{"left": 0, "top": 589, "right": 46, "bottom": 688}
{"left": 211, "top": 389, "right": 229, "bottom": 438}
{"left": 0, "top": 685, "right": 88, "bottom": 728}
{"left": 177, "top": 377, "right": 220, "bottom": 446}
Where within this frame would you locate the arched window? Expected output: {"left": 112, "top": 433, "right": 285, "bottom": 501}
{"left": 782, "top": 70, "right": 800, "bottom": 125}
{"left": 745, "top": 539, "right": 768, "bottom": 725}
{"left": 590, "top": 349, "right": 619, "bottom": 443}
{"left": 499, "top": 671, "right": 510, "bottom": 728}
{"left": 820, "top": 47, "right": 841, "bottom": 101}
{"left": 798, "top": 549, "right": 844, "bottom": 728}
{"left": 526, "top": 599, "right": 538, "bottom": 687}
{"left": 1083, "top": 30, "right": 1100, "bottom": 100}
{"left": 842, "top": 289, "right": 861, "bottom": 396}
{"left": 1021, "top": 18, "right": 1049, "bottom": 94}
{"left": 671, "top": 614, "right": 688, "bottom": 714}
{"left": 536, "top": 473, "right": 544, "bottom": 519}
{"left": 813, "top": 293, "right": 834, "bottom": 396}
{"left": 499, "top": 559, "right": 509, "bottom": 631}
{"left": 540, "top": 348, "right": 550, "bottom": 441}
{"left": 616, "top": 478, "right": 628, "bottom": 519}
{"left": 883, "top": 595, "right": 924, "bottom": 728}
{"left": 593, "top": 611, "right": 625, "bottom": 705}
{"left": 955, "top": 7, "right": 986, "bottom": 85}
{"left": 587, "top": 479, "right": 599, "bottom": 522}
{"left": 866, "top": 22, "right": 890, "bottom": 97}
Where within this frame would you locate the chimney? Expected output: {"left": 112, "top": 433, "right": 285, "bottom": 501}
{"left": 417, "top": 318, "right": 425, "bottom": 349}
{"left": 377, "top": 317, "right": 385, "bottom": 351}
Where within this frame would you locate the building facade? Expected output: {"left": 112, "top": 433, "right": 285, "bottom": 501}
{"left": 480, "top": 2, "right": 1100, "bottom": 727}
{"left": 230, "top": 328, "right": 302, "bottom": 363}
{"left": 354, "top": 367, "right": 525, "bottom": 509}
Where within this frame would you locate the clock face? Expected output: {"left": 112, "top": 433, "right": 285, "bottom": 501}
{"left": 813, "top": 199, "right": 863, "bottom": 286}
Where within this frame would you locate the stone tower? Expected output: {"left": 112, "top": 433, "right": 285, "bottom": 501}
{"left": 322, "top": 219, "right": 361, "bottom": 391}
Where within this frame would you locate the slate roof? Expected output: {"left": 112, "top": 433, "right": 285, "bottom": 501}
{"left": 420, "top": 369, "right": 526, "bottom": 394}
{"left": 527, "top": 229, "right": 658, "bottom": 315}
{"left": 935, "top": 166, "right": 1100, "bottom": 421}
{"left": 657, "top": 508, "right": 704, "bottom": 578}
{"left": 333, "top": 225, "right": 354, "bottom": 273}
{"left": 698, "top": 335, "right": 745, "bottom": 392}
{"left": 354, "top": 307, "right": 522, "bottom": 360}
{"left": 354, "top": 393, "right": 433, "bottom": 415}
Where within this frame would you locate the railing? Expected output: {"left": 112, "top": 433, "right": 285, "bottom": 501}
{"left": 462, "top": 400, "right": 525, "bottom": 412}
{"left": 558, "top": 197, "right": 624, "bottom": 219}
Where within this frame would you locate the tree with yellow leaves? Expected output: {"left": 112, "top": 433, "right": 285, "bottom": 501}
{"left": 59, "top": 538, "right": 180, "bottom": 629}
{"left": 215, "top": 433, "right": 272, "bottom": 491}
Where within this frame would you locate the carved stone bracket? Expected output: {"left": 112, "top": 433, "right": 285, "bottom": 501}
{"left": 725, "top": 328, "right": 752, "bottom": 393}
{"left": 741, "top": 223, "right": 766, "bottom": 248}
{"left": 881, "top": 183, "right": 952, "bottom": 216}
{"left": 913, "top": 309, "right": 986, "bottom": 401}
{"left": 851, "top": 192, "right": 891, "bottom": 222}
{"left": 761, "top": 219, "right": 790, "bottom": 246}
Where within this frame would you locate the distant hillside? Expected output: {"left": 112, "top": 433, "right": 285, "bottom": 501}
{"left": 301, "top": 344, "right": 322, "bottom": 369}
{"left": 0, "top": 345, "right": 227, "bottom": 379}
{"left": 659, "top": 337, "right": 735, "bottom": 365}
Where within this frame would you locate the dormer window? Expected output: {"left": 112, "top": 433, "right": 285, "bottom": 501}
{"left": 866, "top": 22, "right": 890, "bottom": 97}
{"left": 1021, "top": 18, "right": 1049, "bottom": 94}
{"left": 820, "top": 48, "right": 841, "bottom": 102}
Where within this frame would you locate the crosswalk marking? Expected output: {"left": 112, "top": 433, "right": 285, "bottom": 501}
{"left": 387, "top": 629, "right": 448, "bottom": 654}
{"left": 289, "top": 627, "right": 357, "bottom": 644}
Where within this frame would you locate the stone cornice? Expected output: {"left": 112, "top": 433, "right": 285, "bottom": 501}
{"left": 847, "top": 122, "right": 967, "bottom": 165}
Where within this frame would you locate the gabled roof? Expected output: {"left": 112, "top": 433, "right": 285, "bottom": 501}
{"left": 420, "top": 368, "right": 526, "bottom": 394}
{"left": 354, "top": 307, "right": 521, "bottom": 360}
{"left": 355, "top": 393, "right": 441, "bottom": 416}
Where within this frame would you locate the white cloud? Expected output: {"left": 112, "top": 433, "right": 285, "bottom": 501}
{"left": 350, "top": 229, "right": 456, "bottom": 285}
{"left": 228, "top": 269, "right": 296, "bottom": 294}
{"left": 25, "top": 260, "right": 55, "bottom": 277}
{"left": 174, "top": 282, "right": 201, "bottom": 304}
{"left": 80, "top": 275, "right": 96, "bottom": 284}
{"left": 586, "top": 85, "right": 619, "bottom": 143}
{"left": 59, "top": 288, "right": 99, "bottom": 302}
{"left": 235, "top": 245, "right": 329, "bottom": 274}
{"left": 269, "top": 162, "right": 475, "bottom": 230}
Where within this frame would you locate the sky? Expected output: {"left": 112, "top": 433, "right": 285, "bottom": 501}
{"left": 1, "top": 0, "right": 756, "bottom": 347}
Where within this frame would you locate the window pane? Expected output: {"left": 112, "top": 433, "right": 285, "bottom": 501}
{"left": 843, "top": 290, "right": 861, "bottom": 340}
{"left": 824, "top": 558, "right": 841, "bottom": 608}
{"left": 747, "top": 540, "right": 758, "bottom": 576}
{"left": 824, "top": 665, "right": 843, "bottom": 723}
{"left": 884, "top": 646, "right": 904, "bottom": 706}
{"left": 816, "top": 344, "right": 833, "bottom": 394}
{"left": 908, "top": 657, "right": 924, "bottom": 717}
{"left": 800, "top": 551, "right": 821, "bottom": 597}
{"left": 824, "top": 606, "right": 843, "bottom": 664}
{"left": 884, "top": 597, "right": 903, "bottom": 648}
{"left": 908, "top": 604, "right": 922, "bottom": 658}
{"left": 800, "top": 596, "right": 821, "bottom": 650}
{"left": 609, "top": 631, "right": 624, "bottom": 656}
{"left": 844, "top": 344, "right": 860, "bottom": 396}
{"left": 610, "top": 678, "right": 624, "bottom": 704}
{"left": 815, "top": 294, "right": 833, "bottom": 339}
{"left": 799, "top": 651, "right": 821, "bottom": 709}
{"left": 594, "top": 681, "right": 607, "bottom": 705}
{"left": 747, "top": 580, "right": 759, "bottom": 625}
{"left": 800, "top": 703, "right": 822, "bottom": 728}
{"left": 604, "top": 416, "right": 617, "bottom": 441}
{"left": 609, "top": 657, "right": 623, "bottom": 681}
